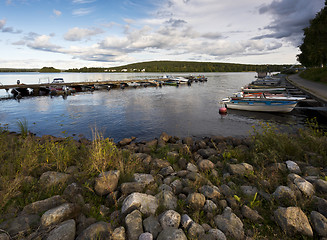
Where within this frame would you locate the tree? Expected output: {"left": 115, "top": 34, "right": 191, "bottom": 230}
{"left": 298, "top": 2, "right": 327, "bottom": 67}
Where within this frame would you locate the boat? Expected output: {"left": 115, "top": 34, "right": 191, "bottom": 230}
{"left": 233, "top": 91, "right": 306, "bottom": 101}
{"left": 49, "top": 78, "right": 69, "bottom": 95}
{"left": 222, "top": 97, "right": 298, "bottom": 113}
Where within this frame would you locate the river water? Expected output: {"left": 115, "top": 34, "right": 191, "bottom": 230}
{"left": 0, "top": 72, "right": 320, "bottom": 142}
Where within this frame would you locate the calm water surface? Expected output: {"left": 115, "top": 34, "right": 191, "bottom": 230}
{"left": 0, "top": 72, "right": 318, "bottom": 142}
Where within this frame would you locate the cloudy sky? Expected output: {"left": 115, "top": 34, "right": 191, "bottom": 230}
{"left": 0, "top": 0, "right": 325, "bottom": 69}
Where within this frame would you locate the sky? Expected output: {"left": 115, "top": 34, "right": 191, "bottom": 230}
{"left": 0, "top": 0, "right": 325, "bottom": 69}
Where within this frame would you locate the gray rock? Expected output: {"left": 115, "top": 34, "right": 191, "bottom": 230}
{"left": 151, "top": 158, "right": 170, "bottom": 169}
{"left": 157, "top": 228, "right": 187, "bottom": 240}
{"left": 119, "top": 138, "right": 133, "bottom": 146}
{"left": 187, "top": 222, "right": 205, "bottom": 239}
{"left": 156, "top": 190, "right": 178, "bottom": 210}
{"left": 121, "top": 182, "right": 146, "bottom": 195}
{"left": 197, "top": 148, "right": 217, "bottom": 159}
{"left": 207, "top": 229, "right": 227, "bottom": 240}
{"left": 186, "top": 163, "right": 198, "bottom": 172}
{"left": 94, "top": 170, "right": 120, "bottom": 196}
{"left": 272, "top": 186, "right": 296, "bottom": 206}
{"left": 186, "top": 193, "right": 206, "bottom": 210}
{"left": 241, "top": 205, "right": 263, "bottom": 222}
{"left": 46, "top": 219, "right": 76, "bottom": 240}
{"left": 139, "top": 232, "right": 153, "bottom": 240}
{"left": 22, "top": 195, "right": 66, "bottom": 214}
{"left": 160, "top": 132, "right": 171, "bottom": 142}
{"left": 204, "top": 200, "right": 218, "bottom": 213}
{"left": 76, "top": 221, "right": 112, "bottom": 240}
{"left": 39, "top": 171, "right": 72, "bottom": 189}
{"left": 143, "top": 216, "right": 162, "bottom": 239}
{"left": 285, "top": 160, "right": 301, "bottom": 174}
{"left": 292, "top": 175, "right": 315, "bottom": 197}
{"left": 159, "top": 210, "right": 181, "bottom": 229}
{"left": 313, "top": 196, "right": 327, "bottom": 218}
{"left": 159, "top": 184, "right": 173, "bottom": 192}
{"left": 112, "top": 226, "right": 126, "bottom": 240}
{"left": 121, "top": 192, "right": 159, "bottom": 216}
{"left": 311, "top": 211, "right": 327, "bottom": 237}
{"left": 274, "top": 207, "right": 313, "bottom": 237}
{"left": 159, "top": 166, "right": 175, "bottom": 176}
{"left": 0, "top": 214, "right": 40, "bottom": 236}
{"left": 200, "top": 185, "right": 221, "bottom": 200}
{"left": 315, "top": 179, "right": 327, "bottom": 194}
{"left": 133, "top": 173, "right": 155, "bottom": 185}
{"left": 0, "top": 233, "right": 10, "bottom": 240}
{"left": 125, "top": 210, "right": 143, "bottom": 240}
{"left": 41, "top": 203, "right": 79, "bottom": 227}
{"left": 182, "top": 137, "right": 193, "bottom": 147}
{"left": 198, "top": 159, "right": 215, "bottom": 171}
{"left": 214, "top": 207, "right": 244, "bottom": 240}
{"left": 170, "top": 179, "right": 183, "bottom": 195}
{"left": 303, "top": 166, "right": 320, "bottom": 176}
{"left": 219, "top": 184, "right": 235, "bottom": 197}
{"left": 240, "top": 186, "right": 258, "bottom": 197}
{"left": 228, "top": 164, "right": 246, "bottom": 176}
{"left": 181, "top": 214, "right": 193, "bottom": 230}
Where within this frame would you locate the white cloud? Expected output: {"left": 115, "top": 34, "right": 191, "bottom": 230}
{"left": 27, "top": 35, "right": 61, "bottom": 52}
{"left": 72, "top": 0, "right": 96, "bottom": 4}
{"left": 72, "top": 7, "right": 95, "bottom": 16}
{"left": 64, "top": 27, "right": 104, "bottom": 41}
{"left": 53, "top": 9, "right": 62, "bottom": 17}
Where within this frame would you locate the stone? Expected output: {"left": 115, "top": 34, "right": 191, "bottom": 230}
{"left": 125, "top": 210, "right": 143, "bottom": 240}
{"left": 119, "top": 138, "right": 133, "bottom": 146}
{"left": 159, "top": 184, "right": 173, "bottom": 192}
{"left": 182, "top": 137, "right": 193, "bottom": 147}
{"left": 214, "top": 207, "right": 244, "bottom": 240}
{"left": 159, "top": 210, "right": 181, "bottom": 229}
{"left": 207, "top": 229, "right": 227, "bottom": 240}
{"left": 160, "top": 132, "right": 171, "bottom": 142}
{"left": 315, "top": 179, "right": 327, "bottom": 193}
{"left": 112, "top": 226, "right": 126, "bottom": 240}
{"left": 311, "top": 211, "right": 327, "bottom": 237}
{"left": 292, "top": 175, "right": 315, "bottom": 197}
{"left": 170, "top": 179, "right": 183, "bottom": 195}
{"left": 151, "top": 158, "right": 170, "bottom": 169}
{"left": 0, "top": 214, "right": 40, "bottom": 236}
{"left": 39, "top": 171, "right": 72, "bottom": 189}
{"left": 186, "top": 163, "right": 198, "bottom": 172}
{"left": 186, "top": 193, "right": 206, "bottom": 209}
{"left": 197, "top": 148, "right": 218, "bottom": 159}
{"left": 76, "top": 221, "right": 112, "bottom": 240}
{"left": 156, "top": 190, "right": 178, "bottom": 210}
{"left": 41, "top": 203, "right": 79, "bottom": 227}
{"left": 219, "top": 184, "right": 235, "bottom": 197}
{"left": 94, "top": 170, "right": 120, "bottom": 196}
{"left": 157, "top": 228, "right": 187, "bottom": 240}
{"left": 240, "top": 185, "right": 258, "bottom": 197}
{"left": 285, "top": 160, "right": 301, "bottom": 174}
{"left": 121, "top": 192, "right": 158, "bottom": 216}
{"left": 274, "top": 207, "right": 313, "bottom": 237}
{"left": 241, "top": 205, "right": 263, "bottom": 222}
{"left": 159, "top": 166, "right": 175, "bottom": 176}
{"left": 46, "top": 219, "right": 76, "bottom": 240}
{"left": 133, "top": 173, "right": 155, "bottom": 185}
{"left": 228, "top": 164, "right": 247, "bottom": 176}
{"left": 187, "top": 222, "right": 205, "bottom": 239}
{"left": 198, "top": 159, "right": 215, "bottom": 171}
{"left": 181, "top": 214, "right": 193, "bottom": 230}
{"left": 204, "top": 200, "right": 218, "bottom": 213}
{"left": 313, "top": 196, "right": 327, "bottom": 218}
{"left": 143, "top": 216, "right": 162, "bottom": 239}
{"left": 272, "top": 186, "right": 296, "bottom": 206}
{"left": 139, "top": 232, "right": 153, "bottom": 240}
{"left": 22, "top": 195, "right": 66, "bottom": 214}
{"left": 121, "top": 182, "right": 146, "bottom": 195}
{"left": 0, "top": 233, "right": 10, "bottom": 240}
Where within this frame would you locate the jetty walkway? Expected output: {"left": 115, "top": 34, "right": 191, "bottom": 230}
{"left": 287, "top": 73, "right": 327, "bottom": 105}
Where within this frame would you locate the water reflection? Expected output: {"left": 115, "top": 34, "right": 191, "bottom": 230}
{"left": 0, "top": 72, "right": 323, "bottom": 142}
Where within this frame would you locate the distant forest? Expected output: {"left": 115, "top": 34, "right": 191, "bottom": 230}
{"left": 0, "top": 61, "right": 298, "bottom": 73}
{"left": 65, "top": 61, "right": 297, "bottom": 73}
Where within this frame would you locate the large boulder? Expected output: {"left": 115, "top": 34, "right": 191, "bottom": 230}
{"left": 310, "top": 211, "right": 327, "bottom": 237}
{"left": 143, "top": 216, "right": 162, "bottom": 239}
{"left": 272, "top": 186, "right": 296, "bottom": 206}
{"left": 46, "top": 219, "right": 76, "bottom": 240}
{"left": 125, "top": 210, "right": 143, "bottom": 240}
{"left": 274, "top": 207, "right": 313, "bottom": 237}
{"left": 121, "top": 192, "right": 158, "bottom": 216}
{"left": 157, "top": 228, "right": 187, "bottom": 240}
{"left": 159, "top": 210, "right": 181, "bottom": 229}
{"left": 41, "top": 203, "right": 79, "bottom": 227}
{"left": 156, "top": 190, "right": 178, "bottom": 210}
{"left": 94, "top": 170, "right": 120, "bottom": 196}
{"left": 288, "top": 174, "right": 315, "bottom": 197}
{"left": 76, "top": 221, "right": 112, "bottom": 240}
{"left": 22, "top": 195, "right": 66, "bottom": 214}
{"left": 186, "top": 193, "right": 206, "bottom": 210}
{"left": 315, "top": 179, "right": 327, "bottom": 194}
{"left": 214, "top": 207, "right": 244, "bottom": 240}
{"left": 39, "top": 171, "right": 72, "bottom": 189}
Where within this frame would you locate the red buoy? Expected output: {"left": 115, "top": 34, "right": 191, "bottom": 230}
{"left": 219, "top": 107, "right": 227, "bottom": 115}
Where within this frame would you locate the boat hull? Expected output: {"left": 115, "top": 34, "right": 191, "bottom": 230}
{"left": 224, "top": 99, "right": 297, "bottom": 113}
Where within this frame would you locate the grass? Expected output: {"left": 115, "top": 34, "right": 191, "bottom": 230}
{"left": 299, "top": 67, "right": 327, "bottom": 84}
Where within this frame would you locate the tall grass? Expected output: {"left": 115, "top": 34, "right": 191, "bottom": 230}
{"left": 16, "top": 118, "right": 28, "bottom": 138}
{"left": 299, "top": 67, "right": 327, "bottom": 84}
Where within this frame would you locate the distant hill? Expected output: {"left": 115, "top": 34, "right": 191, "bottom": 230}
{"left": 66, "top": 60, "right": 297, "bottom": 73}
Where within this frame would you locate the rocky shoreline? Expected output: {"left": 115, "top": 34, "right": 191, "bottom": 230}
{"left": 0, "top": 131, "right": 327, "bottom": 240}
